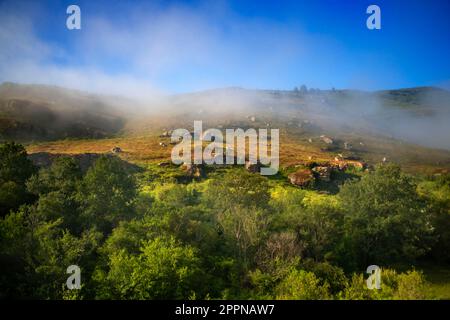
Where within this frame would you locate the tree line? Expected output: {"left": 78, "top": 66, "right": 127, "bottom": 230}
{"left": 0, "top": 141, "right": 449, "bottom": 299}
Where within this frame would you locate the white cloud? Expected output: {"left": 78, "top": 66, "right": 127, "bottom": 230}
{"left": 0, "top": 1, "right": 320, "bottom": 96}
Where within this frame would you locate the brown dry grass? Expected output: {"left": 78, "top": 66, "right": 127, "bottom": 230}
{"left": 25, "top": 131, "right": 450, "bottom": 174}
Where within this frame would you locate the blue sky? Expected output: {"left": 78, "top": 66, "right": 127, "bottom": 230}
{"left": 1, "top": 0, "right": 449, "bottom": 96}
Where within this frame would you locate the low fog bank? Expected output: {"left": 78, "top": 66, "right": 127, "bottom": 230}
{"left": 1, "top": 82, "right": 450, "bottom": 150}
{"left": 155, "top": 86, "right": 450, "bottom": 150}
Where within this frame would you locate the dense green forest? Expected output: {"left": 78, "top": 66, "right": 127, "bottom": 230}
{"left": 1, "top": 141, "right": 449, "bottom": 299}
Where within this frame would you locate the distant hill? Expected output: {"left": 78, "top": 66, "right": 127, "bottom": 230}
{"left": 7, "top": 82, "right": 447, "bottom": 173}
{"left": 0, "top": 82, "right": 128, "bottom": 142}
{"left": 161, "top": 85, "right": 450, "bottom": 150}
{"left": 2, "top": 82, "right": 450, "bottom": 150}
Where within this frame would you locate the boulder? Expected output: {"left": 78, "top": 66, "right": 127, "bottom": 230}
{"left": 349, "top": 161, "right": 366, "bottom": 169}
{"left": 337, "top": 161, "right": 348, "bottom": 171}
{"left": 159, "top": 131, "right": 171, "bottom": 138}
{"left": 320, "top": 135, "right": 334, "bottom": 144}
{"left": 111, "top": 146, "right": 122, "bottom": 153}
{"left": 312, "top": 166, "right": 332, "bottom": 182}
{"left": 288, "top": 168, "right": 314, "bottom": 187}
{"left": 344, "top": 142, "right": 352, "bottom": 150}
{"left": 245, "top": 160, "right": 261, "bottom": 173}
{"left": 182, "top": 163, "right": 205, "bottom": 178}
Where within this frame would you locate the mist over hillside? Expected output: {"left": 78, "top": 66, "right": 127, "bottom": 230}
{"left": 159, "top": 85, "right": 450, "bottom": 150}
{"left": 1, "top": 82, "right": 450, "bottom": 150}
{"left": 0, "top": 82, "right": 131, "bottom": 141}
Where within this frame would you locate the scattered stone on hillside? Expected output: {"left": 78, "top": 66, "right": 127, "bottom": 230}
{"left": 158, "top": 161, "right": 171, "bottom": 167}
{"left": 245, "top": 160, "right": 261, "bottom": 173}
{"left": 308, "top": 138, "right": 313, "bottom": 143}
{"left": 320, "top": 135, "right": 334, "bottom": 144}
{"left": 359, "top": 142, "right": 365, "bottom": 146}
{"left": 344, "top": 142, "right": 352, "bottom": 150}
{"left": 210, "top": 154, "right": 226, "bottom": 166}
{"left": 350, "top": 161, "right": 367, "bottom": 169}
{"left": 288, "top": 168, "right": 315, "bottom": 187}
{"left": 299, "top": 120, "right": 313, "bottom": 129}
{"left": 382, "top": 157, "right": 388, "bottom": 163}
{"left": 332, "top": 157, "right": 367, "bottom": 171}
{"left": 159, "top": 131, "right": 171, "bottom": 138}
{"left": 247, "top": 115, "right": 256, "bottom": 122}
{"left": 111, "top": 146, "right": 122, "bottom": 153}
{"left": 182, "top": 163, "right": 205, "bottom": 178}
{"left": 202, "top": 152, "right": 224, "bottom": 166}
{"left": 312, "top": 166, "right": 332, "bottom": 182}
{"left": 159, "top": 142, "right": 167, "bottom": 147}
{"left": 336, "top": 161, "right": 348, "bottom": 171}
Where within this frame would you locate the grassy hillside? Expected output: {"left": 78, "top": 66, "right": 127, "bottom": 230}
{"left": 0, "top": 82, "right": 448, "bottom": 174}
{"left": 0, "top": 82, "right": 127, "bottom": 141}
{"left": 2, "top": 84, "right": 450, "bottom": 300}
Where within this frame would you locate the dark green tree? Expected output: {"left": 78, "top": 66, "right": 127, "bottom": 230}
{"left": 0, "top": 142, "right": 37, "bottom": 216}
{"left": 27, "top": 157, "right": 83, "bottom": 232}
{"left": 417, "top": 173, "right": 450, "bottom": 262}
{"left": 77, "top": 156, "right": 136, "bottom": 233}
{"left": 338, "top": 164, "right": 434, "bottom": 269}
{"left": 94, "top": 236, "right": 204, "bottom": 299}
{"left": 203, "top": 170, "right": 270, "bottom": 210}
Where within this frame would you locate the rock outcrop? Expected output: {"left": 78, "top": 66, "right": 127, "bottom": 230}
{"left": 111, "top": 146, "right": 122, "bottom": 153}
{"left": 288, "top": 168, "right": 314, "bottom": 187}
{"left": 182, "top": 163, "right": 205, "bottom": 178}
{"left": 320, "top": 135, "right": 334, "bottom": 144}
{"left": 245, "top": 160, "right": 261, "bottom": 173}
{"left": 312, "top": 166, "right": 332, "bottom": 182}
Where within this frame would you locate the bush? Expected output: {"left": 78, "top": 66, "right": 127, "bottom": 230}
{"left": 339, "top": 164, "right": 434, "bottom": 269}
{"left": 340, "top": 268, "right": 428, "bottom": 300}
{"left": 95, "top": 236, "right": 203, "bottom": 299}
{"left": 275, "top": 269, "right": 331, "bottom": 300}
{"left": 0, "top": 142, "right": 36, "bottom": 216}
